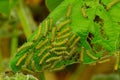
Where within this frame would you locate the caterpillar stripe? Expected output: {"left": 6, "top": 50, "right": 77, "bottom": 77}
{"left": 24, "top": 52, "right": 34, "bottom": 67}
{"left": 106, "top": 0, "right": 119, "bottom": 10}
{"left": 39, "top": 52, "right": 50, "bottom": 64}
{"left": 38, "top": 46, "right": 52, "bottom": 57}
{"left": 50, "top": 47, "right": 67, "bottom": 52}
{"left": 98, "top": 59, "right": 110, "bottom": 64}
{"left": 57, "top": 19, "right": 71, "bottom": 31}
{"left": 49, "top": 18, "right": 53, "bottom": 31}
{"left": 86, "top": 50, "right": 98, "bottom": 60}
{"left": 81, "top": 7, "right": 87, "bottom": 18}
{"left": 52, "top": 39, "right": 67, "bottom": 46}
{"left": 58, "top": 27, "right": 70, "bottom": 36}
{"left": 34, "top": 24, "right": 42, "bottom": 41}
{"left": 54, "top": 51, "right": 70, "bottom": 55}
{"left": 51, "top": 27, "right": 56, "bottom": 42}
{"left": 51, "top": 59, "right": 62, "bottom": 69}
{"left": 36, "top": 39, "right": 49, "bottom": 49}
{"left": 16, "top": 53, "right": 27, "bottom": 66}
{"left": 46, "top": 56, "right": 62, "bottom": 63}
{"left": 70, "top": 37, "right": 80, "bottom": 49}
{"left": 17, "top": 42, "right": 33, "bottom": 52}
{"left": 57, "top": 32, "right": 71, "bottom": 40}
{"left": 80, "top": 47, "right": 84, "bottom": 62}
{"left": 67, "top": 34, "right": 76, "bottom": 46}
{"left": 66, "top": 4, "right": 72, "bottom": 18}
{"left": 43, "top": 20, "right": 48, "bottom": 37}
{"left": 114, "top": 52, "right": 119, "bottom": 70}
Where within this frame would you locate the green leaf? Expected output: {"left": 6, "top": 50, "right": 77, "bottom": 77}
{"left": 10, "top": 0, "right": 120, "bottom": 78}
{"left": 45, "top": 0, "right": 64, "bottom": 11}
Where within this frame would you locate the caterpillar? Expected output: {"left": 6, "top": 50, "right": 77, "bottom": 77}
{"left": 31, "top": 60, "right": 37, "bottom": 72}
{"left": 54, "top": 51, "right": 70, "bottom": 55}
{"left": 49, "top": 18, "right": 53, "bottom": 31}
{"left": 114, "top": 52, "right": 119, "bottom": 70}
{"left": 38, "top": 46, "right": 52, "bottom": 57}
{"left": 67, "top": 34, "right": 76, "bottom": 46}
{"left": 70, "top": 47, "right": 76, "bottom": 55}
{"left": 106, "top": 0, "right": 119, "bottom": 10}
{"left": 70, "top": 36, "right": 80, "bottom": 49}
{"left": 98, "top": 59, "right": 110, "bottom": 64}
{"left": 46, "top": 56, "right": 62, "bottom": 63}
{"left": 34, "top": 24, "right": 42, "bottom": 41}
{"left": 80, "top": 47, "right": 84, "bottom": 62}
{"left": 52, "top": 39, "right": 67, "bottom": 46}
{"left": 39, "top": 52, "right": 50, "bottom": 64}
{"left": 16, "top": 53, "right": 27, "bottom": 66}
{"left": 17, "top": 42, "right": 33, "bottom": 53}
{"left": 36, "top": 38, "right": 49, "bottom": 49}
{"left": 51, "top": 27, "right": 56, "bottom": 42}
{"left": 21, "top": 66, "right": 34, "bottom": 74}
{"left": 50, "top": 66, "right": 65, "bottom": 71}
{"left": 43, "top": 20, "right": 48, "bottom": 37}
{"left": 81, "top": 6, "right": 87, "bottom": 18}
{"left": 50, "top": 47, "right": 67, "bottom": 52}
{"left": 66, "top": 4, "right": 72, "bottom": 18}
{"left": 24, "top": 52, "right": 34, "bottom": 67}
{"left": 57, "top": 32, "right": 71, "bottom": 40}
{"left": 51, "top": 59, "right": 62, "bottom": 69}
{"left": 57, "top": 19, "right": 71, "bottom": 31}
{"left": 86, "top": 50, "right": 98, "bottom": 60}
{"left": 57, "top": 27, "right": 71, "bottom": 36}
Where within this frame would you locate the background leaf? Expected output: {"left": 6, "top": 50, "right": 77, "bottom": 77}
{"left": 45, "top": 0, "right": 64, "bottom": 12}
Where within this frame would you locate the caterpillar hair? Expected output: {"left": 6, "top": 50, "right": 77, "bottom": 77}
{"left": 39, "top": 52, "right": 50, "bottom": 64}
{"left": 16, "top": 53, "right": 27, "bottom": 66}
{"left": 57, "top": 19, "right": 71, "bottom": 31}
{"left": 36, "top": 39, "right": 49, "bottom": 49}
{"left": 86, "top": 50, "right": 98, "bottom": 60}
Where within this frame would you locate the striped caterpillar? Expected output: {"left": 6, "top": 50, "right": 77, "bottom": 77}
{"left": 106, "top": 0, "right": 120, "bottom": 10}
{"left": 86, "top": 50, "right": 98, "bottom": 60}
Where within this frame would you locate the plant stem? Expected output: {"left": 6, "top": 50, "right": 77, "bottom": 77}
{"left": 16, "top": 0, "right": 32, "bottom": 39}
